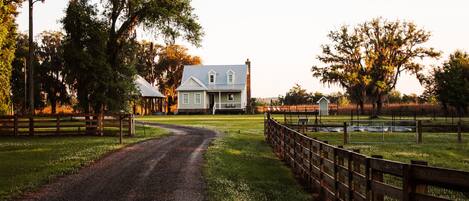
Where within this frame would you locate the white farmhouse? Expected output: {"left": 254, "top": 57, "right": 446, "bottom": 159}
{"left": 176, "top": 59, "right": 252, "bottom": 114}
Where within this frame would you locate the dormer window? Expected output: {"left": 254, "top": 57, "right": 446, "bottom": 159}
{"left": 227, "top": 70, "right": 235, "bottom": 84}
{"left": 208, "top": 70, "right": 216, "bottom": 84}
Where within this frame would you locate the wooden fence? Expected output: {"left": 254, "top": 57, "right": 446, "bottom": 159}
{"left": 264, "top": 114, "right": 469, "bottom": 201}
{"left": 0, "top": 114, "right": 135, "bottom": 136}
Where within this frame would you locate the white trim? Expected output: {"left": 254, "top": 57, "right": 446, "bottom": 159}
{"left": 316, "top": 96, "right": 330, "bottom": 103}
{"left": 182, "top": 93, "right": 189, "bottom": 104}
{"left": 177, "top": 76, "right": 207, "bottom": 91}
{"left": 195, "top": 93, "right": 202, "bottom": 104}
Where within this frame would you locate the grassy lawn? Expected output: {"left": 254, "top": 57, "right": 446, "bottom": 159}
{"left": 138, "top": 115, "right": 311, "bottom": 201}
{"left": 276, "top": 114, "right": 469, "bottom": 171}
{"left": 0, "top": 125, "right": 170, "bottom": 201}
{"left": 306, "top": 131, "right": 469, "bottom": 171}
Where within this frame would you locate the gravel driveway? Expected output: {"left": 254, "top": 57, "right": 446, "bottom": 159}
{"left": 17, "top": 123, "right": 217, "bottom": 201}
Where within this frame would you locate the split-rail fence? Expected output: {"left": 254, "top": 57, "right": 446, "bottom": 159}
{"left": 264, "top": 113, "right": 469, "bottom": 201}
{"left": 0, "top": 114, "right": 135, "bottom": 136}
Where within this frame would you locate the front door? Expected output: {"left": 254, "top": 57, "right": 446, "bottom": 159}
{"left": 209, "top": 94, "right": 215, "bottom": 110}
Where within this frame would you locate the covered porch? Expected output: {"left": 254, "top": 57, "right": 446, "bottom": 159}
{"left": 208, "top": 91, "right": 244, "bottom": 114}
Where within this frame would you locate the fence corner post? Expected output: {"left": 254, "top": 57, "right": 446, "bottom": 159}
{"left": 457, "top": 121, "right": 462, "bottom": 143}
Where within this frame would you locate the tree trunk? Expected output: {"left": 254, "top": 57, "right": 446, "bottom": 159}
{"left": 376, "top": 98, "right": 383, "bottom": 117}
{"left": 167, "top": 96, "right": 172, "bottom": 114}
{"left": 359, "top": 100, "right": 365, "bottom": 115}
{"left": 51, "top": 99, "right": 57, "bottom": 114}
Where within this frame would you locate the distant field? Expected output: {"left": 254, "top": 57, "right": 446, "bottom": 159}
{"left": 139, "top": 115, "right": 311, "bottom": 201}
{"left": 0, "top": 125, "right": 169, "bottom": 201}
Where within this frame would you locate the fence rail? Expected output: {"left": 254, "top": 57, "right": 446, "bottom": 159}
{"left": 0, "top": 114, "right": 135, "bottom": 136}
{"left": 264, "top": 113, "right": 469, "bottom": 201}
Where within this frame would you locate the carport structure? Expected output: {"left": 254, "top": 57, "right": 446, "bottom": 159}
{"left": 133, "top": 75, "right": 165, "bottom": 115}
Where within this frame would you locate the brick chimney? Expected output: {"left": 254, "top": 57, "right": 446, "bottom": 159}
{"left": 245, "top": 59, "right": 252, "bottom": 113}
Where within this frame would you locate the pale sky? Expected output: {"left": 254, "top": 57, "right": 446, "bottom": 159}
{"left": 16, "top": 0, "right": 469, "bottom": 98}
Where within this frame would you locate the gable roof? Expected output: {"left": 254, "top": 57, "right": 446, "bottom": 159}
{"left": 135, "top": 75, "right": 165, "bottom": 98}
{"left": 177, "top": 76, "right": 208, "bottom": 91}
{"left": 317, "top": 96, "right": 330, "bottom": 103}
{"left": 177, "top": 64, "right": 247, "bottom": 91}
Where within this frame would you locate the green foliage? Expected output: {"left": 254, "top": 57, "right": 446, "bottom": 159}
{"left": 313, "top": 18, "right": 440, "bottom": 114}
{"left": 426, "top": 51, "right": 469, "bottom": 115}
{"left": 135, "top": 41, "right": 161, "bottom": 85}
{"left": 0, "top": 0, "right": 22, "bottom": 114}
{"left": 62, "top": 0, "right": 203, "bottom": 114}
{"left": 36, "top": 31, "right": 70, "bottom": 114}
{"left": 279, "top": 84, "right": 312, "bottom": 105}
{"left": 155, "top": 44, "right": 201, "bottom": 113}
{"left": 10, "top": 33, "right": 29, "bottom": 113}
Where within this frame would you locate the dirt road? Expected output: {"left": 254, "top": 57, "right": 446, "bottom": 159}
{"left": 17, "top": 123, "right": 217, "bottom": 201}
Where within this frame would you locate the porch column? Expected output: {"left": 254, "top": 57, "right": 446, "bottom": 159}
{"left": 218, "top": 91, "right": 221, "bottom": 110}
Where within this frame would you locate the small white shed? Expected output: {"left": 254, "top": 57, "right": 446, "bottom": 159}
{"left": 317, "top": 97, "right": 330, "bottom": 116}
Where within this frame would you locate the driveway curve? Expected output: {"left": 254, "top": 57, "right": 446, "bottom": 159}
{"left": 17, "top": 122, "right": 217, "bottom": 201}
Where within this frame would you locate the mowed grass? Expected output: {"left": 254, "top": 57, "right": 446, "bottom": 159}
{"left": 275, "top": 114, "right": 469, "bottom": 170}
{"left": 0, "top": 125, "right": 170, "bottom": 201}
{"left": 306, "top": 131, "right": 469, "bottom": 171}
{"left": 138, "top": 115, "right": 311, "bottom": 201}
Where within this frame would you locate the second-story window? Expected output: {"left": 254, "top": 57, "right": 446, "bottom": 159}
{"left": 209, "top": 70, "right": 216, "bottom": 84}
{"left": 209, "top": 74, "right": 215, "bottom": 83}
{"left": 227, "top": 70, "right": 235, "bottom": 84}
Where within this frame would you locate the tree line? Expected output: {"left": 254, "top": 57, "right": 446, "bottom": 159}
{"left": 0, "top": 0, "right": 203, "bottom": 115}
{"left": 312, "top": 18, "right": 469, "bottom": 117}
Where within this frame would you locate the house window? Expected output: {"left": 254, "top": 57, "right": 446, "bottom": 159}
{"left": 227, "top": 93, "right": 235, "bottom": 101}
{"left": 183, "top": 93, "right": 189, "bottom": 104}
{"left": 195, "top": 93, "right": 202, "bottom": 104}
{"left": 209, "top": 74, "right": 215, "bottom": 83}
{"left": 227, "top": 70, "right": 235, "bottom": 84}
{"left": 208, "top": 70, "right": 216, "bottom": 84}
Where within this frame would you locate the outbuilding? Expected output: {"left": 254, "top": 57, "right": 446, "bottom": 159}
{"left": 317, "top": 96, "right": 330, "bottom": 116}
{"left": 133, "top": 75, "right": 165, "bottom": 115}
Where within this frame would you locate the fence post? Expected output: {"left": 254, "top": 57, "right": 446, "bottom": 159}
{"left": 119, "top": 115, "right": 123, "bottom": 144}
{"left": 29, "top": 116, "right": 34, "bottom": 136}
{"left": 14, "top": 115, "right": 18, "bottom": 136}
{"left": 457, "top": 121, "right": 462, "bottom": 143}
{"left": 128, "top": 114, "right": 134, "bottom": 136}
{"left": 318, "top": 142, "right": 325, "bottom": 200}
{"left": 343, "top": 122, "right": 348, "bottom": 144}
{"left": 56, "top": 115, "right": 60, "bottom": 135}
{"left": 411, "top": 160, "right": 428, "bottom": 194}
{"left": 417, "top": 120, "right": 422, "bottom": 144}
{"left": 371, "top": 155, "right": 384, "bottom": 201}
{"left": 309, "top": 138, "right": 313, "bottom": 191}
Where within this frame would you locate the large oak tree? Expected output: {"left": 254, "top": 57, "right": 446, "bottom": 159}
{"left": 313, "top": 18, "right": 440, "bottom": 115}
{"left": 63, "top": 0, "right": 203, "bottom": 114}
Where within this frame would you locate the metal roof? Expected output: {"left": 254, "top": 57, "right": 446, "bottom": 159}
{"left": 135, "top": 75, "right": 165, "bottom": 98}
{"left": 177, "top": 65, "right": 247, "bottom": 91}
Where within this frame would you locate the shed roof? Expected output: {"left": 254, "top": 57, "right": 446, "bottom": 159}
{"left": 135, "top": 75, "right": 165, "bottom": 98}
{"left": 317, "top": 96, "right": 330, "bottom": 104}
